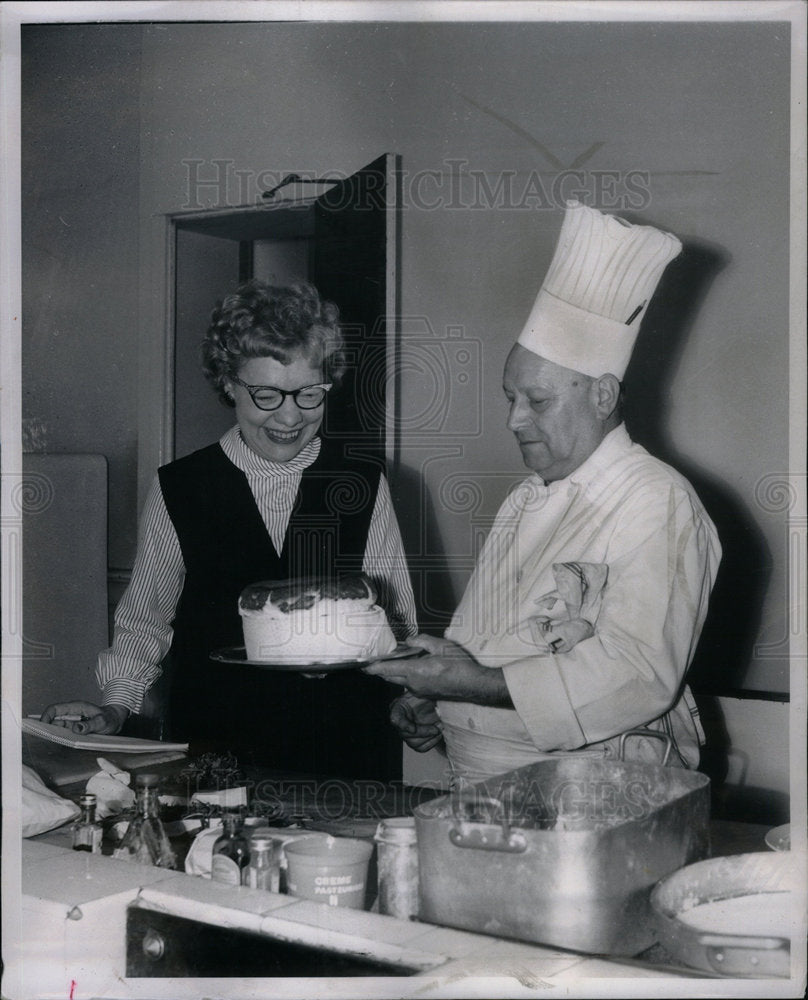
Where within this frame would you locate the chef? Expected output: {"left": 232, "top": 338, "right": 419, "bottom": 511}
{"left": 366, "top": 201, "right": 721, "bottom": 783}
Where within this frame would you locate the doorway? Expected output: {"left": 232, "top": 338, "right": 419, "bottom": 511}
{"left": 166, "top": 154, "right": 400, "bottom": 468}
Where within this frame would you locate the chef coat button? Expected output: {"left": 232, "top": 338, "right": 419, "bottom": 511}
{"left": 515, "top": 570, "right": 522, "bottom": 582}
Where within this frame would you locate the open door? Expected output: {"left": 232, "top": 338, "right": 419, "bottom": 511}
{"left": 313, "top": 153, "right": 398, "bottom": 467}
{"left": 167, "top": 154, "right": 399, "bottom": 467}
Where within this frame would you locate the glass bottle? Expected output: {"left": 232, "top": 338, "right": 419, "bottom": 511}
{"left": 211, "top": 811, "right": 250, "bottom": 886}
{"left": 246, "top": 829, "right": 281, "bottom": 892}
{"left": 112, "top": 773, "right": 177, "bottom": 869}
{"left": 71, "top": 793, "right": 103, "bottom": 854}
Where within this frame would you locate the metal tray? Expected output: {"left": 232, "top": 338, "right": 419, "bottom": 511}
{"left": 209, "top": 642, "right": 421, "bottom": 673}
{"left": 414, "top": 753, "right": 710, "bottom": 956}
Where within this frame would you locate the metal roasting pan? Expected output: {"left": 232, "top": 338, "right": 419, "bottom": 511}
{"left": 414, "top": 738, "right": 711, "bottom": 956}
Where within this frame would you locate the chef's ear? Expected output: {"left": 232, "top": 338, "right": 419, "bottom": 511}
{"left": 593, "top": 374, "right": 622, "bottom": 421}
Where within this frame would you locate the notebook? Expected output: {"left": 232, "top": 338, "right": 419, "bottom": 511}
{"left": 21, "top": 718, "right": 188, "bottom": 754}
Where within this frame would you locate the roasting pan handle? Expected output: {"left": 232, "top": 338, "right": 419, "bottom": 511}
{"left": 448, "top": 791, "right": 528, "bottom": 853}
{"left": 448, "top": 826, "right": 528, "bottom": 853}
{"left": 618, "top": 728, "right": 672, "bottom": 766}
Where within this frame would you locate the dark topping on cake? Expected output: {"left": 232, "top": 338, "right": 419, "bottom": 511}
{"left": 239, "top": 574, "right": 376, "bottom": 612}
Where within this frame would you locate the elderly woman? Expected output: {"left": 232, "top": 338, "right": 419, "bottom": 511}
{"left": 43, "top": 281, "right": 417, "bottom": 779}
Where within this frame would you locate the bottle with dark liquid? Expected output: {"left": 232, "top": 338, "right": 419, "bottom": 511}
{"left": 71, "top": 793, "right": 103, "bottom": 854}
{"left": 112, "top": 773, "right": 176, "bottom": 868}
{"left": 211, "top": 811, "right": 251, "bottom": 886}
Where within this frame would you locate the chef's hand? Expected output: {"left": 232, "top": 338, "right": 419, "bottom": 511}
{"left": 40, "top": 702, "right": 130, "bottom": 735}
{"left": 390, "top": 692, "right": 444, "bottom": 753}
{"left": 364, "top": 634, "right": 513, "bottom": 706}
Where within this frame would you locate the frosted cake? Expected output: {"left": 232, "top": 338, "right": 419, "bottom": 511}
{"left": 239, "top": 574, "right": 397, "bottom": 664}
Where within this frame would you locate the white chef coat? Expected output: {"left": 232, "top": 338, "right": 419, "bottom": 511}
{"left": 439, "top": 424, "right": 721, "bottom": 782}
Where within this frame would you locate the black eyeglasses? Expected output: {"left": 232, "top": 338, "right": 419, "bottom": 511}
{"left": 230, "top": 375, "right": 333, "bottom": 411}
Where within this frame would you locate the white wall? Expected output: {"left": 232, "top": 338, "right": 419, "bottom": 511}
{"left": 20, "top": 18, "right": 797, "bottom": 800}
{"left": 21, "top": 24, "right": 142, "bottom": 569}
{"left": 133, "top": 20, "right": 790, "bottom": 694}
{"left": 710, "top": 696, "right": 791, "bottom": 824}
{"left": 718, "top": 697, "right": 790, "bottom": 796}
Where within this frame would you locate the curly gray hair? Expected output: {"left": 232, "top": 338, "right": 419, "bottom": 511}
{"left": 202, "top": 280, "right": 345, "bottom": 406}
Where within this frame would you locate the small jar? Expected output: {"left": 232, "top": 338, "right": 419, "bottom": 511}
{"left": 374, "top": 817, "right": 419, "bottom": 920}
{"left": 72, "top": 793, "right": 103, "bottom": 854}
{"left": 246, "top": 828, "right": 281, "bottom": 892}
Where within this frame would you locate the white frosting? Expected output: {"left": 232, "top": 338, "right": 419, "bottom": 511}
{"left": 240, "top": 596, "right": 396, "bottom": 664}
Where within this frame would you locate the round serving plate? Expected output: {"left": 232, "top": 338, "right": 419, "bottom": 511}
{"left": 209, "top": 642, "right": 422, "bottom": 673}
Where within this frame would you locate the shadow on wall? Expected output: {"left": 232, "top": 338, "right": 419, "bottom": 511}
{"left": 390, "top": 464, "right": 459, "bottom": 637}
{"left": 392, "top": 238, "right": 779, "bottom": 818}
{"left": 623, "top": 239, "right": 776, "bottom": 813}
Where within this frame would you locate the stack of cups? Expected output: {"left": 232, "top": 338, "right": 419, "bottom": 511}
{"left": 374, "top": 817, "right": 419, "bottom": 920}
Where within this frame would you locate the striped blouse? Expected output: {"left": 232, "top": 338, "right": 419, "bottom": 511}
{"left": 97, "top": 426, "right": 417, "bottom": 713}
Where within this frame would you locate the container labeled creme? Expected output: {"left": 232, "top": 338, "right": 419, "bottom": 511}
{"left": 374, "top": 817, "right": 419, "bottom": 919}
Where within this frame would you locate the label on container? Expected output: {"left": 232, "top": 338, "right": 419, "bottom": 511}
{"left": 287, "top": 874, "right": 365, "bottom": 907}
{"left": 73, "top": 827, "right": 103, "bottom": 854}
{"left": 211, "top": 853, "right": 243, "bottom": 886}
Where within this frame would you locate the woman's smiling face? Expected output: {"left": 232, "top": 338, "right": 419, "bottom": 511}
{"left": 227, "top": 353, "right": 326, "bottom": 463}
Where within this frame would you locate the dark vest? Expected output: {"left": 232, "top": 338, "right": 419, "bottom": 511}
{"left": 158, "top": 439, "right": 402, "bottom": 780}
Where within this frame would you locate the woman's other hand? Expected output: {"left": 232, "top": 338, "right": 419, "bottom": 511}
{"left": 40, "top": 702, "right": 130, "bottom": 735}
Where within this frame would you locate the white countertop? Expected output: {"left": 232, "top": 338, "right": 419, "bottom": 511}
{"left": 14, "top": 839, "right": 709, "bottom": 1000}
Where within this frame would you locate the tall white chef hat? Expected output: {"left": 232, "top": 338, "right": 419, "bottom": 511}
{"left": 517, "top": 200, "right": 682, "bottom": 379}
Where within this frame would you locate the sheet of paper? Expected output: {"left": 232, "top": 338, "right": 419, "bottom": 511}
{"left": 21, "top": 718, "right": 188, "bottom": 754}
